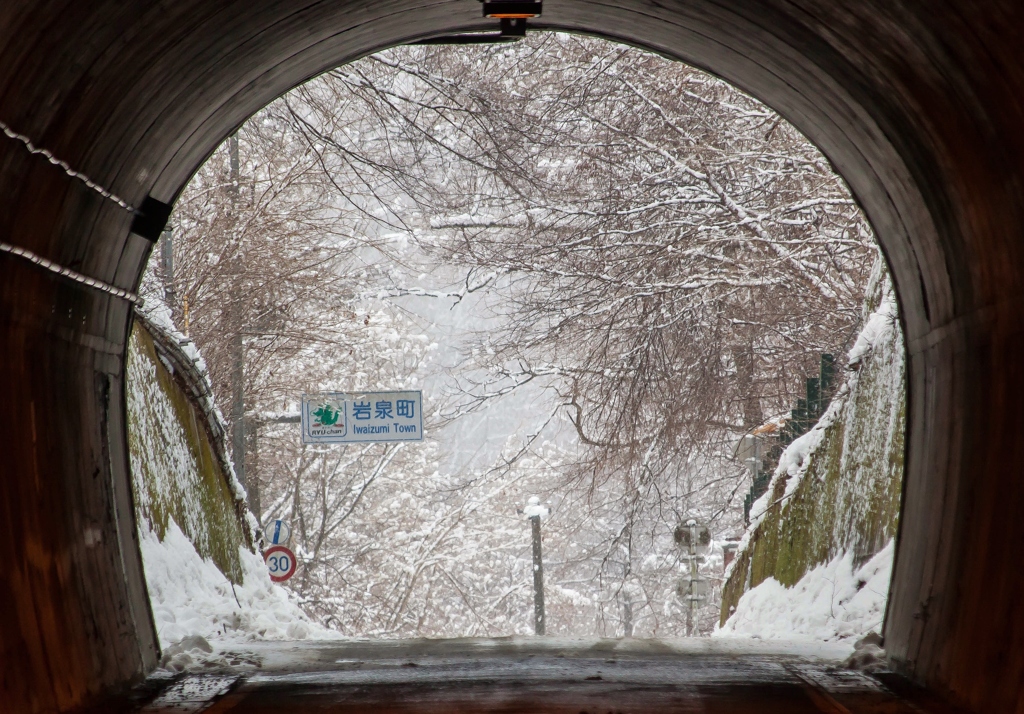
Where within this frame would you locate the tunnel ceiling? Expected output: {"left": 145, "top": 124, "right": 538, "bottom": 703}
{"left": 2, "top": 2, "right": 1023, "bottom": 712}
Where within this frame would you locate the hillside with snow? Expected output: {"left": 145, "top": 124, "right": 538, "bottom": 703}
{"left": 717, "top": 258, "right": 904, "bottom": 648}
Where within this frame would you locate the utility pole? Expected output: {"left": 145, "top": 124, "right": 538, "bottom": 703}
{"left": 530, "top": 514, "right": 545, "bottom": 635}
{"left": 621, "top": 519, "right": 634, "bottom": 637}
{"left": 523, "top": 496, "right": 548, "bottom": 635}
{"left": 160, "top": 222, "right": 175, "bottom": 311}
{"left": 227, "top": 134, "right": 250, "bottom": 508}
{"left": 675, "top": 518, "right": 710, "bottom": 636}
{"left": 246, "top": 416, "right": 260, "bottom": 521}
{"left": 686, "top": 519, "right": 698, "bottom": 635}
{"left": 246, "top": 412, "right": 300, "bottom": 524}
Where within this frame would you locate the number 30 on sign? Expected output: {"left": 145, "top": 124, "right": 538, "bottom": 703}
{"left": 263, "top": 545, "right": 297, "bottom": 582}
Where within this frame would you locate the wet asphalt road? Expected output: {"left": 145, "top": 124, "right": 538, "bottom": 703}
{"left": 126, "top": 638, "right": 963, "bottom": 713}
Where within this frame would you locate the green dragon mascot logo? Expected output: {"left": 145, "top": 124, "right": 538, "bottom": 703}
{"left": 313, "top": 403, "right": 341, "bottom": 427}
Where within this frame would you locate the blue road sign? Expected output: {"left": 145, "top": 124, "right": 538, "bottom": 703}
{"left": 269, "top": 519, "right": 291, "bottom": 545}
{"left": 301, "top": 391, "right": 423, "bottom": 444}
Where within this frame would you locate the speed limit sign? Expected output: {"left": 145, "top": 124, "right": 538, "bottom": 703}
{"left": 264, "top": 545, "right": 297, "bottom": 582}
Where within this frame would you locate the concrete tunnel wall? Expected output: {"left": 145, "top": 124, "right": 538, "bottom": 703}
{"left": 0, "top": 1, "right": 1022, "bottom": 711}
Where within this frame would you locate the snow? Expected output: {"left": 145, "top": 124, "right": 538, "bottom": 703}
{"left": 725, "top": 385, "right": 849, "bottom": 583}
{"left": 718, "top": 268, "right": 901, "bottom": 642}
{"left": 140, "top": 519, "right": 342, "bottom": 651}
{"left": 522, "top": 495, "right": 550, "bottom": 518}
{"left": 719, "top": 286, "right": 899, "bottom": 642}
{"left": 129, "top": 34, "right": 889, "bottom": 644}
{"left": 131, "top": 276, "right": 350, "bottom": 667}
{"left": 715, "top": 540, "right": 893, "bottom": 649}
{"left": 847, "top": 293, "right": 897, "bottom": 365}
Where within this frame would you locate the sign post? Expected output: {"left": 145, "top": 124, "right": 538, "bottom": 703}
{"left": 301, "top": 390, "right": 423, "bottom": 444}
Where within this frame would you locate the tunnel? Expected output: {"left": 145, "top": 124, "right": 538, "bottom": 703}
{"left": 1, "top": 1, "right": 1022, "bottom": 711}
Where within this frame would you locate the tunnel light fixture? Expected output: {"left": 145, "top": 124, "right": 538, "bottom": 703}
{"left": 481, "top": 1, "right": 542, "bottom": 19}
{"left": 410, "top": 0, "right": 541, "bottom": 45}
{"left": 482, "top": 1, "right": 541, "bottom": 38}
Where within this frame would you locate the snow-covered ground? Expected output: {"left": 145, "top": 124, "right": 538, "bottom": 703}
{"left": 133, "top": 276, "right": 335, "bottom": 659}
{"left": 715, "top": 540, "right": 892, "bottom": 647}
{"left": 141, "top": 518, "right": 343, "bottom": 666}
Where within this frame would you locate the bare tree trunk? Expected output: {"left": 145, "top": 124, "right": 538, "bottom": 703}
{"left": 735, "top": 329, "right": 762, "bottom": 431}
{"left": 247, "top": 418, "right": 261, "bottom": 522}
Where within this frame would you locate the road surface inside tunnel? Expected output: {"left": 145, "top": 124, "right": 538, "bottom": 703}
{"left": 108, "top": 639, "right": 960, "bottom": 713}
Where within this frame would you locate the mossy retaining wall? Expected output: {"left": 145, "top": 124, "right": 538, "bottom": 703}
{"left": 721, "top": 267, "right": 905, "bottom": 625}
{"left": 126, "top": 322, "right": 252, "bottom": 584}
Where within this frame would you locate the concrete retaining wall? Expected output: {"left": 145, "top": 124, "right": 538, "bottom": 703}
{"left": 126, "top": 318, "right": 254, "bottom": 585}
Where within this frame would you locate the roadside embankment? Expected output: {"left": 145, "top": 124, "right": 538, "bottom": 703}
{"left": 718, "top": 258, "right": 904, "bottom": 642}
{"left": 126, "top": 288, "right": 329, "bottom": 651}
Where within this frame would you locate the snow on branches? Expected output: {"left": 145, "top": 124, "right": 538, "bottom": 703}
{"left": 154, "top": 33, "right": 880, "bottom": 639}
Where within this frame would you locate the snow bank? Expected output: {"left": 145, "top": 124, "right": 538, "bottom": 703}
{"left": 734, "top": 266, "right": 897, "bottom": 564}
{"left": 847, "top": 258, "right": 898, "bottom": 367}
{"left": 739, "top": 257, "right": 899, "bottom": 551}
{"left": 141, "top": 519, "right": 340, "bottom": 647}
{"left": 132, "top": 271, "right": 340, "bottom": 656}
{"left": 716, "top": 540, "right": 892, "bottom": 646}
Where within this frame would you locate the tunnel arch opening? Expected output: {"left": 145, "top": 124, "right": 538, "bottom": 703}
{"left": 2, "top": 2, "right": 1021, "bottom": 712}
{"left": 134, "top": 29, "right": 901, "bottom": 645}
